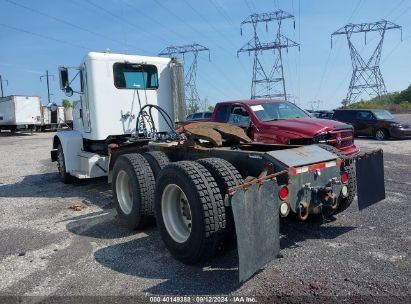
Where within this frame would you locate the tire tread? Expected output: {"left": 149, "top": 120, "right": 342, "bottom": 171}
{"left": 123, "top": 153, "right": 155, "bottom": 216}
{"left": 155, "top": 161, "right": 225, "bottom": 263}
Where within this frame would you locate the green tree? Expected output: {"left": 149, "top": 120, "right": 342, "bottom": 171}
{"left": 186, "top": 102, "right": 200, "bottom": 115}
{"left": 62, "top": 99, "right": 73, "bottom": 108}
{"left": 207, "top": 105, "right": 215, "bottom": 112}
{"left": 345, "top": 83, "right": 411, "bottom": 113}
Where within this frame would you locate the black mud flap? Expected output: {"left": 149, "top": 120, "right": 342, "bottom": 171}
{"left": 355, "top": 149, "right": 385, "bottom": 210}
{"left": 231, "top": 181, "right": 280, "bottom": 283}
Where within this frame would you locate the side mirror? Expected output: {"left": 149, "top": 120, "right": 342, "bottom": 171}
{"left": 59, "top": 67, "right": 74, "bottom": 97}
{"left": 59, "top": 67, "right": 69, "bottom": 90}
{"left": 64, "top": 86, "right": 74, "bottom": 97}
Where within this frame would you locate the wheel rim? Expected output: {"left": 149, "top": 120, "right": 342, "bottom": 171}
{"left": 116, "top": 170, "right": 133, "bottom": 215}
{"left": 376, "top": 130, "right": 384, "bottom": 140}
{"left": 161, "top": 184, "right": 192, "bottom": 243}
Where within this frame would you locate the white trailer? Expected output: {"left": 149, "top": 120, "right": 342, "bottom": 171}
{"left": 0, "top": 95, "right": 42, "bottom": 132}
{"left": 40, "top": 105, "right": 69, "bottom": 131}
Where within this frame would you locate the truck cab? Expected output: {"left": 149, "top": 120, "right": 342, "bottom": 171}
{"left": 51, "top": 52, "right": 185, "bottom": 182}
{"left": 211, "top": 99, "right": 359, "bottom": 155}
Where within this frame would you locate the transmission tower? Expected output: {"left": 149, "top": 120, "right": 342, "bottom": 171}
{"left": 159, "top": 43, "right": 210, "bottom": 113}
{"left": 238, "top": 10, "right": 299, "bottom": 100}
{"left": 332, "top": 20, "right": 402, "bottom": 104}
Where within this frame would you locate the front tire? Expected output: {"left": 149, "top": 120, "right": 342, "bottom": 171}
{"left": 155, "top": 161, "right": 225, "bottom": 264}
{"left": 375, "top": 128, "right": 388, "bottom": 140}
{"left": 112, "top": 154, "right": 155, "bottom": 230}
{"left": 57, "top": 144, "right": 76, "bottom": 184}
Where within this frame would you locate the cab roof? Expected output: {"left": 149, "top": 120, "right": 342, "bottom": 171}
{"left": 84, "top": 51, "right": 172, "bottom": 65}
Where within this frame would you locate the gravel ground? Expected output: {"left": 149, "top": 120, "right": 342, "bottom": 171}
{"left": 0, "top": 127, "right": 410, "bottom": 303}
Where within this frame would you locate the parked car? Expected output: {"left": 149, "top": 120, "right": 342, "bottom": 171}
{"left": 332, "top": 109, "right": 411, "bottom": 140}
{"left": 185, "top": 111, "right": 212, "bottom": 121}
{"left": 311, "top": 110, "right": 334, "bottom": 120}
{"left": 209, "top": 99, "right": 359, "bottom": 155}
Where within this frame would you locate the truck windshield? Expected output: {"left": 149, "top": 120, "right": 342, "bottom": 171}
{"left": 250, "top": 102, "right": 309, "bottom": 122}
{"left": 372, "top": 110, "right": 394, "bottom": 120}
{"left": 113, "top": 63, "right": 158, "bottom": 89}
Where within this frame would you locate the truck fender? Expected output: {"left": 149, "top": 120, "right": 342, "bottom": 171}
{"left": 51, "top": 130, "right": 83, "bottom": 174}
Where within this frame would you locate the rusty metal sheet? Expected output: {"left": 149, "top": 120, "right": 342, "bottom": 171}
{"left": 356, "top": 149, "right": 385, "bottom": 210}
{"left": 181, "top": 122, "right": 252, "bottom": 146}
{"left": 231, "top": 181, "right": 280, "bottom": 283}
{"left": 266, "top": 145, "right": 338, "bottom": 168}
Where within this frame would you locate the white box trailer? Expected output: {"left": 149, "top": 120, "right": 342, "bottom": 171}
{"left": 40, "top": 105, "right": 68, "bottom": 130}
{"left": 41, "top": 106, "right": 51, "bottom": 125}
{"left": 52, "top": 106, "right": 65, "bottom": 124}
{"left": 0, "top": 95, "right": 42, "bottom": 132}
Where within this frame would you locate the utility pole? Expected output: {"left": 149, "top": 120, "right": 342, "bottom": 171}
{"left": 331, "top": 20, "right": 402, "bottom": 104}
{"left": 159, "top": 43, "right": 210, "bottom": 114}
{"left": 238, "top": 10, "right": 299, "bottom": 100}
{"left": 0, "top": 75, "right": 8, "bottom": 97}
{"left": 40, "top": 70, "right": 54, "bottom": 103}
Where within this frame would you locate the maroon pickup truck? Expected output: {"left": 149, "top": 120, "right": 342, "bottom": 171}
{"left": 210, "top": 99, "right": 359, "bottom": 155}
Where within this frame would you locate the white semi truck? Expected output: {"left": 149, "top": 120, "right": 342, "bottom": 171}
{"left": 51, "top": 51, "right": 385, "bottom": 282}
{"left": 0, "top": 95, "right": 42, "bottom": 132}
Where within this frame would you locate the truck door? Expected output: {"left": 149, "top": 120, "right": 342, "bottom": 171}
{"left": 80, "top": 66, "right": 91, "bottom": 132}
{"left": 227, "top": 105, "right": 250, "bottom": 127}
{"left": 214, "top": 104, "right": 253, "bottom": 138}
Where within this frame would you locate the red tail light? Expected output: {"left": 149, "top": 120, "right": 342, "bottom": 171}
{"left": 341, "top": 173, "right": 348, "bottom": 184}
{"left": 279, "top": 186, "right": 289, "bottom": 200}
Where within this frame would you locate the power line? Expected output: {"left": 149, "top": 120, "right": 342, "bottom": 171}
{"left": 81, "top": 0, "right": 172, "bottom": 46}
{"left": 346, "top": 0, "right": 364, "bottom": 22}
{"left": 243, "top": 0, "right": 253, "bottom": 13}
{"left": 393, "top": 4, "right": 411, "bottom": 21}
{"left": 182, "top": 0, "right": 240, "bottom": 52}
{"left": 382, "top": 35, "right": 411, "bottom": 64}
{"left": 384, "top": 0, "right": 406, "bottom": 19}
{"left": 183, "top": 0, "right": 250, "bottom": 77}
{"left": 153, "top": 0, "right": 244, "bottom": 93}
{"left": 152, "top": 0, "right": 210, "bottom": 42}
{"left": 209, "top": 0, "right": 237, "bottom": 25}
{"left": 315, "top": 0, "right": 364, "bottom": 100}
{"left": 0, "top": 23, "right": 90, "bottom": 51}
{"left": 5, "top": 0, "right": 144, "bottom": 53}
{"left": 121, "top": 0, "right": 186, "bottom": 42}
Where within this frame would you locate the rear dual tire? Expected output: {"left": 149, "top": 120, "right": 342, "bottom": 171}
{"left": 112, "top": 155, "right": 238, "bottom": 264}
{"left": 155, "top": 161, "right": 226, "bottom": 264}
{"left": 197, "top": 158, "right": 244, "bottom": 245}
{"left": 112, "top": 154, "right": 155, "bottom": 230}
